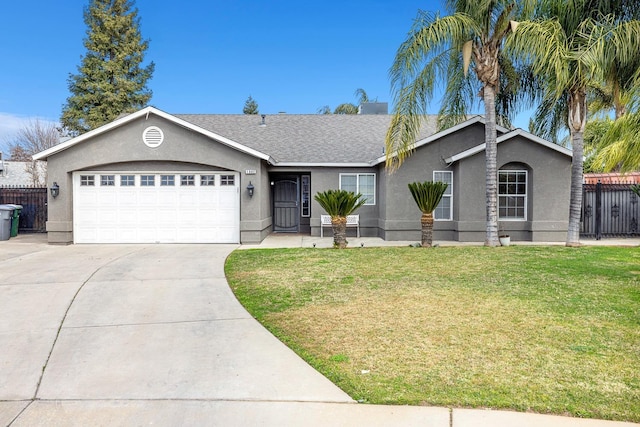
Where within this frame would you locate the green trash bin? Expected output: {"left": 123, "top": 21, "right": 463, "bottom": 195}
{"left": 0, "top": 206, "right": 12, "bottom": 241}
{"left": 6, "top": 204, "right": 22, "bottom": 237}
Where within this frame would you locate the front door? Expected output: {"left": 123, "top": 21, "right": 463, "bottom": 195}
{"left": 273, "top": 179, "right": 299, "bottom": 232}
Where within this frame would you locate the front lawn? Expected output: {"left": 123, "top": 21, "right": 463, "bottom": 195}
{"left": 225, "top": 246, "right": 640, "bottom": 422}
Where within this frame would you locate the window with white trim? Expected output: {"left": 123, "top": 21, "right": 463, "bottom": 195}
{"left": 498, "top": 170, "right": 527, "bottom": 220}
{"left": 120, "top": 175, "right": 135, "bottom": 186}
{"left": 301, "top": 175, "right": 311, "bottom": 217}
{"left": 100, "top": 175, "right": 115, "bottom": 186}
{"left": 433, "top": 171, "right": 453, "bottom": 220}
{"left": 80, "top": 175, "right": 95, "bottom": 186}
{"left": 180, "top": 175, "right": 195, "bottom": 186}
{"left": 161, "top": 175, "right": 175, "bottom": 186}
{"left": 220, "top": 175, "right": 235, "bottom": 186}
{"left": 201, "top": 175, "right": 215, "bottom": 186}
{"left": 339, "top": 173, "right": 375, "bottom": 205}
{"left": 140, "top": 175, "right": 155, "bottom": 187}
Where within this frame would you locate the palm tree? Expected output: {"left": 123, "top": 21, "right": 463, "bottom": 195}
{"left": 314, "top": 190, "right": 366, "bottom": 249}
{"left": 320, "top": 88, "right": 373, "bottom": 115}
{"left": 591, "top": 110, "right": 640, "bottom": 172}
{"left": 386, "top": 0, "right": 532, "bottom": 247}
{"left": 507, "top": 1, "right": 640, "bottom": 246}
{"left": 408, "top": 181, "right": 449, "bottom": 247}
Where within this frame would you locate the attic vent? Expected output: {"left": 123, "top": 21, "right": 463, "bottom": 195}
{"left": 143, "top": 126, "right": 164, "bottom": 148}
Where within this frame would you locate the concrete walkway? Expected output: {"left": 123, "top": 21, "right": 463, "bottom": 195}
{"left": 240, "top": 233, "right": 640, "bottom": 249}
{"left": 0, "top": 233, "right": 637, "bottom": 426}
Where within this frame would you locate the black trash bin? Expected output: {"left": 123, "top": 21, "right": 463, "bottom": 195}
{"left": 0, "top": 205, "right": 13, "bottom": 241}
{"left": 6, "top": 204, "right": 22, "bottom": 237}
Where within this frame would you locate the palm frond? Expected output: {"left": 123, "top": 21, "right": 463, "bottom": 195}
{"left": 386, "top": 12, "right": 479, "bottom": 170}
{"left": 408, "top": 181, "right": 449, "bottom": 213}
{"left": 591, "top": 111, "right": 640, "bottom": 172}
{"left": 314, "top": 190, "right": 366, "bottom": 217}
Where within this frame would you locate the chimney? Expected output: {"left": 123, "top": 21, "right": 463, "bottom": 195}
{"left": 358, "top": 102, "right": 388, "bottom": 115}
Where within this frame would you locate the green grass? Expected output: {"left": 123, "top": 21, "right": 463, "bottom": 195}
{"left": 225, "top": 246, "right": 640, "bottom": 422}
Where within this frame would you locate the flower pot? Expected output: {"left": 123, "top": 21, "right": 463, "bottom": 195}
{"left": 499, "top": 235, "right": 511, "bottom": 246}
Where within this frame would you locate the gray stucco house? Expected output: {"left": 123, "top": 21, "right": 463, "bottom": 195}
{"left": 33, "top": 105, "right": 572, "bottom": 244}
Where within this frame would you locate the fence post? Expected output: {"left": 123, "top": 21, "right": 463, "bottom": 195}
{"left": 595, "top": 181, "right": 602, "bottom": 240}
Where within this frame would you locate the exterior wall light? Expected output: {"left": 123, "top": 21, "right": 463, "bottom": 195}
{"left": 50, "top": 182, "right": 60, "bottom": 198}
{"left": 247, "top": 181, "right": 255, "bottom": 197}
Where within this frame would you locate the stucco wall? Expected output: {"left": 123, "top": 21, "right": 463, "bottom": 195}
{"left": 379, "top": 123, "right": 486, "bottom": 241}
{"left": 271, "top": 166, "right": 381, "bottom": 237}
{"left": 43, "top": 113, "right": 571, "bottom": 245}
{"left": 45, "top": 113, "right": 271, "bottom": 244}
{"left": 377, "top": 124, "right": 571, "bottom": 242}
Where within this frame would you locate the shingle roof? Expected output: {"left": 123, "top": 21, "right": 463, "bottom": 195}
{"left": 33, "top": 107, "right": 440, "bottom": 164}
{"left": 176, "top": 114, "right": 439, "bottom": 164}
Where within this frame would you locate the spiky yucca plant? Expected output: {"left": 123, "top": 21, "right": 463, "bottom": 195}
{"left": 314, "top": 189, "right": 366, "bottom": 249}
{"left": 408, "top": 181, "right": 448, "bottom": 247}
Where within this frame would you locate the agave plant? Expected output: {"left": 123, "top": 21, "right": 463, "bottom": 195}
{"left": 408, "top": 181, "right": 448, "bottom": 247}
{"left": 631, "top": 184, "right": 640, "bottom": 198}
{"left": 314, "top": 189, "right": 366, "bottom": 249}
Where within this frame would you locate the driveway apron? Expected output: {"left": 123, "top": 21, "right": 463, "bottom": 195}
{"left": 0, "top": 243, "right": 352, "bottom": 425}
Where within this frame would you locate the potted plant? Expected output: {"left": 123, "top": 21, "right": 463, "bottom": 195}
{"left": 498, "top": 222, "right": 510, "bottom": 246}
{"left": 314, "top": 189, "right": 366, "bottom": 249}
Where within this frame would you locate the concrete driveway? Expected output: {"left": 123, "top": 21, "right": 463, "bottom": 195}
{"left": 1, "top": 235, "right": 636, "bottom": 427}
{"left": 0, "top": 237, "right": 376, "bottom": 426}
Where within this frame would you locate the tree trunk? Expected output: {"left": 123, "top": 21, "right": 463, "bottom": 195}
{"left": 421, "top": 212, "right": 434, "bottom": 247}
{"left": 483, "top": 84, "right": 499, "bottom": 247}
{"left": 566, "top": 88, "right": 586, "bottom": 247}
{"left": 331, "top": 216, "right": 348, "bottom": 249}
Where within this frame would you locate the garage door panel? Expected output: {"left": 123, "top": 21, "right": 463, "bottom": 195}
{"left": 73, "top": 172, "right": 239, "bottom": 243}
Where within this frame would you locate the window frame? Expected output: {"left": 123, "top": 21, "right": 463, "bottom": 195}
{"left": 100, "top": 175, "right": 115, "bottom": 186}
{"left": 201, "top": 175, "right": 216, "bottom": 186}
{"left": 120, "top": 175, "right": 135, "bottom": 186}
{"left": 160, "top": 175, "right": 175, "bottom": 186}
{"left": 220, "top": 175, "right": 235, "bottom": 186}
{"left": 140, "top": 175, "right": 155, "bottom": 187}
{"left": 339, "top": 173, "right": 376, "bottom": 205}
{"left": 433, "top": 171, "right": 453, "bottom": 221}
{"left": 180, "top": 175, "right": 195, "bottom": 186}
{"left": 301, "top": 175, "right": 311, "bottom": 217}
{"left": 80, "top": 175, "right": 95, "bottom": 186}
{"left": 498, "top": 170, "right": 528, "bottom": 221}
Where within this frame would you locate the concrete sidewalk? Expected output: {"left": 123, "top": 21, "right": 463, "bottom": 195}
{"left": 239, "top": 232, "right": 640, "bottom": 249}
{"left": 0, "top": 233, "right": 638, "bottom": 426}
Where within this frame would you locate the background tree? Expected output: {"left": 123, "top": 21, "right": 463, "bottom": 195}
{"left": 507, "top": 1, "right": 640, "bottom": 245}
{"left": 408, "top": 181, "right": 448, "bottom": 247}
{"left": 61, "top": 0, "right": 155, "bottom": 135}
{"left": 6, "top": 119, "right": 60, "bottom": 186}
{"left": 386, "top": 1, "right": 532, "bottom": 247}
{"left": 314, "top": 189, "right": 365, "bottom": 249}
{"left": 317, "top": 88, "right": 372, "bottom": 115}
{"left": 243, "top": 96, "right": 259, "bottom": 114}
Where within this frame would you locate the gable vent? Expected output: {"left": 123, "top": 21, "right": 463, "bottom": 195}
{"left": 143, "top": 126, "right": 164, "bottom": 148}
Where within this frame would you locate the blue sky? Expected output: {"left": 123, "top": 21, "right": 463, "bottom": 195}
{"left": 0, "top": 0, "right": 529, "bottom": 154}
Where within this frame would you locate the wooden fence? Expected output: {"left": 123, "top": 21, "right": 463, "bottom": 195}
{"left": 0, "top": 186, "right": 47, "bottom": 232}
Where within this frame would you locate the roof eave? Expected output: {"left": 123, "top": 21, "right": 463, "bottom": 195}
{"left": 271, "top": 162, "right": 375, "bottom": 168}
{"left": 33, "top": 106, "right": 271, "bottom": 162}
{"left": 372, "top": 115, "right": 488, "bottom": 166}
{"left": 445, "top": 128, "right": 573, "bottom": 165}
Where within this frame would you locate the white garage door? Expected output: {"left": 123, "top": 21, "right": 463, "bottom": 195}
{"left": 73, "top": 172, "right": 240, "bottom": 243}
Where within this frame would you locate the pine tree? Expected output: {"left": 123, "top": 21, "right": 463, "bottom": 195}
{"left": 243, "top": 96, "right": 259, "bottom": 114}
{"left": 61, "top": 0, "right": 155, "bottom": 134}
